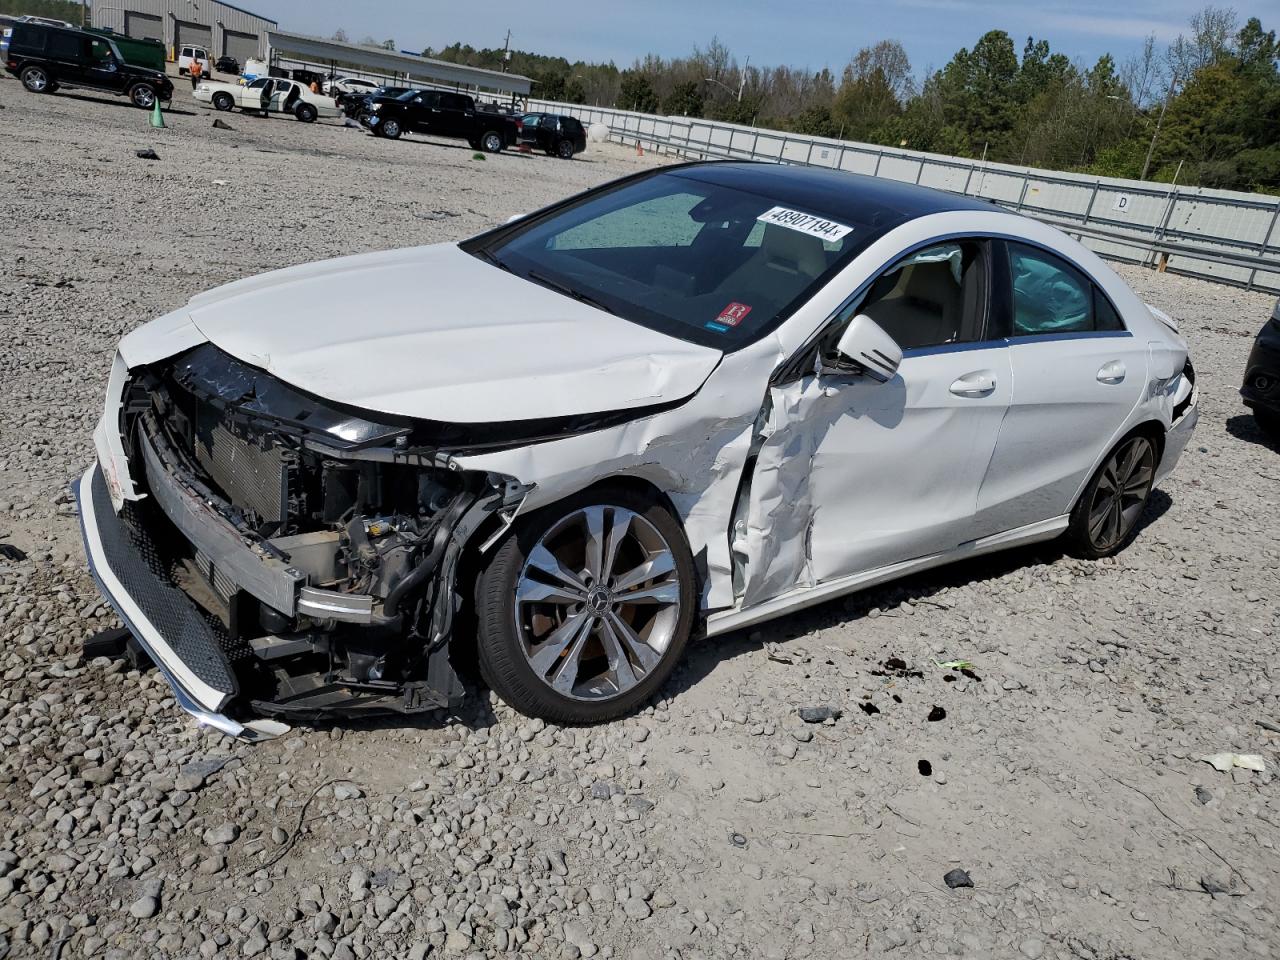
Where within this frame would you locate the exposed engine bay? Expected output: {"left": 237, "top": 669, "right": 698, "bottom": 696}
{"left": 118, "top": 344, "right": 528, "bottom": 719}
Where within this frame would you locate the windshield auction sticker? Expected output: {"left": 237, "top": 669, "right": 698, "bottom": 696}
{"left": 756, "top": 206, "right": 853, "bottom": 242}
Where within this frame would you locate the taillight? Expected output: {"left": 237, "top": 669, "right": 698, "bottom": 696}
{"left": 516, "top": 119, "right": 523, "bottom": 131}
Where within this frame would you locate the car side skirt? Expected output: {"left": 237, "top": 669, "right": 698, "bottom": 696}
{"left": 704, "top": 515, "right": 1069, "bottom": 637}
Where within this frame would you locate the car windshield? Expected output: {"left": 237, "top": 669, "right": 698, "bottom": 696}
{"left": 467, "top": 168, "right": 892, "bottom": 349}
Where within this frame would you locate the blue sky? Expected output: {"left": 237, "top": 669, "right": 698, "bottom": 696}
{"left": 244, "top": 0, "right": 1276, "bottom": 76}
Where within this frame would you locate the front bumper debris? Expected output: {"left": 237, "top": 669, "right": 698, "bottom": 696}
{"left": 75, "top": 465, "right": 287, "bottom": 741}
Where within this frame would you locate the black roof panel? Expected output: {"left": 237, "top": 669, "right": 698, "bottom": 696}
{"left": 669, "top": 161, "right": 998, "bottom": 228}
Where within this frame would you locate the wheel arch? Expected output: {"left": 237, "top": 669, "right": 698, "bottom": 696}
{"left": 1067, "top": 418, "right": 1166, "bottom": 516}
{"left": 451, "top": 471, "right": 697, "bottom": 662}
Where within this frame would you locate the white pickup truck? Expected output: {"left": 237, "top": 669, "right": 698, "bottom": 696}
{"left": 194, "top": 76, "right": 339, "bottom": 122}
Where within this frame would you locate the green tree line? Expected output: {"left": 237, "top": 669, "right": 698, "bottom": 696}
{"left": 425, "top": 6, "right": 1279, "bottom": 194}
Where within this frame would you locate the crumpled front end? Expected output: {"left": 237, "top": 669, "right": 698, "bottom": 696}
{"left": 77, "top": 343, "right": 523, "bottom": 737}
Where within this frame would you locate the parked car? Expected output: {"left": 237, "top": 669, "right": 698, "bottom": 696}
{"left": 177, "top": 44, "right": 210, "bottom": 77}
{"left": 76, "top": 162, "right": 1198, "bottom": 738}
{"left": 194, "top": 75, "right": 339, "bottom": 122}
{"left": 341, "top": 84, "right": 411, "bottom": 120}
{"left": 5, "top": 21, "right": 173, "bottom": 108}
{"left": 214, "top": 54, "right": 239, "bottom": 75}
{"left": 1242, "top": 298, "right": 1280, "bottom": 442}
{"left": 519, "top": 112, "right": 587, "bottom": 159}
{"left": 326, "top": 76, "right": 377, "bottom": 96}
{"left": 362, "top": 89, "right": 521, "bottom": 150}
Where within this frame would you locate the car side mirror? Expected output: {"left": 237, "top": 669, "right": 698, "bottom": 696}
{"left": 824, "top": 314, "right": 903, "bottom": 383}
{"left": 505, "top": 213, "right": 525, "bottom": 224}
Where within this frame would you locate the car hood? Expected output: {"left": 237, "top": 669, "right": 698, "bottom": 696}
{"left": 182, "top": 244, "right": 723, "bottom": 424}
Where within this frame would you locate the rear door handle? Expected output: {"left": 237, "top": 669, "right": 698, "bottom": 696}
{"left": 1097, "top": 361, "right": 1126, "bottom": 384}
{"left": 949, "top": 371, "right": 997, "bottom": 397}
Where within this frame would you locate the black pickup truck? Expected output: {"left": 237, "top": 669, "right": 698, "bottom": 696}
{"left": 362, "top": 90, "right": 522, "bottom": 152}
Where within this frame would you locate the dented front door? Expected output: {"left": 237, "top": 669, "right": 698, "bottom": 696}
{"left": 735, "top": 344, "right": 1012, "bottom": 608}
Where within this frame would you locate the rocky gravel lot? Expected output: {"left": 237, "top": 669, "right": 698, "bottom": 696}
{"left": 1, "top": 78, "right": 1278, "bottom": 960}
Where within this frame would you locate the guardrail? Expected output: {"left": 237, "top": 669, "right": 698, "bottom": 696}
{"left": 519, "top": 104, "right": 1280, "bottom": 298}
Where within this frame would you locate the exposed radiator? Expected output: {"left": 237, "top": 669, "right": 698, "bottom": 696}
{"left": 192, "top": 409, "right": 291, "bottom": 524}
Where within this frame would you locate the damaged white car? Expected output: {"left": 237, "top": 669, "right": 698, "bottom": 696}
{"left": 76, "top": 162, "right": 1198, "bottom": 739}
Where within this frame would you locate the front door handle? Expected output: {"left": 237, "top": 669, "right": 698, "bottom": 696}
{"left": 1097, "top": 360, "right": 1126, "bottom": 384}
{"left": 949, "top": 371, "right": 997, "bottom": 397}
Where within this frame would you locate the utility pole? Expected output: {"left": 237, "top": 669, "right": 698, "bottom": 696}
{"left": 1140, "top": 70, "right": 1178, "bottom": 181}
{"left": 81, "top": 0, "right": 88, "bottom": 27}
{"left": 501, "top": 29, "right": 511, "bottom": 73}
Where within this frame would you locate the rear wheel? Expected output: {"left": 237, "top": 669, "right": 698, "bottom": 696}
{"left": 129, "top": 84, "right": 158, "bottom": 109}
{"left": 212, "top": 92, "right": 234, "bottom": 111}
{"left": 379, "top": 117, "right": 402, "bottom": 139}
{"left": 480, "top": 130, "right": 504, "bottom": 153}
{"left": 21, "top": 66, "right": 51, "bottom": 93}
{"left": 1065, "top": 432, "right": 1158, "bottom": 559}
{"left": 557, "top": 139, "right": 575, "bottom": 159}
{"left": 475, "top": 487, "right": 696, "bottom": 724}
{"left": 295, "top": 102, "right": 317, "bottom": 122}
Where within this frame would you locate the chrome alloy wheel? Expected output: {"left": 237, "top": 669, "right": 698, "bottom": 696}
{"left": 514, "top": 505, "right": 681, "bottom": 702}
{"left": 483, "top": 132, "right": 503, "bottom": 152}
{"left": 1086, "top": 435, "right": 1155, "bottom": 551}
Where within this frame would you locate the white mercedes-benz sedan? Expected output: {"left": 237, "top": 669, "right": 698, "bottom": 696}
{"left": 76, "top": 162, "right": 1198, "bottom": 738}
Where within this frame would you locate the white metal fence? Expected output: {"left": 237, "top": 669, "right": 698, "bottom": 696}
{"left": 268, "top": 51, "right": 1280, "bottom": 296}
{"left": 525, "top": 99, "right": 1280, "bottom": 296}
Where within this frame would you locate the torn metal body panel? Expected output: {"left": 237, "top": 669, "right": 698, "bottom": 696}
{"left": 78, "top": 162, "right": 1199, "bottom": 737}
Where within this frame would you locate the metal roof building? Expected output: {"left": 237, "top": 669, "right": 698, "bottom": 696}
{"left": 267, "top": 31, "right": 533, "bottom": 97}
{"left": 91, "top": 0, "right": 277, "bottom": 64}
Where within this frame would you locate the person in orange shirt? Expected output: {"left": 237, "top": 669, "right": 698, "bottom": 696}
{"left": 189, "top": 57, "right": 203, "bottom": 90}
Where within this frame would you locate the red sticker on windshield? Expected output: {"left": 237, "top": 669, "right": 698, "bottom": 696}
{"left": 716, "top": 302, "right": 753, "bottom": 326}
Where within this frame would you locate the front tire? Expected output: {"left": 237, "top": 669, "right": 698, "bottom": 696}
{"left": 21, "top": 66, "right": 51, "bottom": 93}
{"left": 129, "top": 84, "right": 157, "bottom": 109}
{"left": 475, "top": 487, "right": 696, "bottom": 724}
{"left": 1256, "top": 409, "right": 1280, "bottom": 444}
{"left": 379, "top": 117, "right": 402, "bottom": 139}
{"left": 212, "top": 92, "right": 234, "bottom": 111}
{"left": 1065, "top": 431, "right": 1158, "bottom": 559}
{"left": 480, "top": 130, "right": 504, "bottom": 153}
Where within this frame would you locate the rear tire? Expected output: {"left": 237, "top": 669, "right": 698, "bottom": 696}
{"left": 1065, "top": 430, "right": 1158, "bottom": 559}
{"left": 295, "top": 103, "right": 317, "bottom": 122}
{"left": 480, "top": 130, "right": 504, "bottom": 153}
{"left": 212, "top": 92, "right": 234, "bottom": 111}
{"left": 557, "top": 139, "right": 575, "bottom": 159}
{"left": 21, "top": 66, "right": 51, "bottom": 94}
{"left": 475, "top": 486, "right": 696, "bottom": 724}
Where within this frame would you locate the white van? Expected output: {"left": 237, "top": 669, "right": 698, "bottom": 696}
{"left": 178, "top": 45, "right": 211, "bottom": 76}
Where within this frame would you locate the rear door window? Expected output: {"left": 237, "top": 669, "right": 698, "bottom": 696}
{"left": 1006, "top": 242, "right": 1125, "bottom": 335}
{"left": 48, "top": 31, "right": 81, "bottom": 60}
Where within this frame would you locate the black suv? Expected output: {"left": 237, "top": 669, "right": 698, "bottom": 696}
{"left": 5, "top": 21, "right": 173, "bottom": 108}
{"left": 519, "top": 113, "right": 587, "bottom": 159}
{"left": 1242, "top": 299, "right": 1280, "bottom": 443}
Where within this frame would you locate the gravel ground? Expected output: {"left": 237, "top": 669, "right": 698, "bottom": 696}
{"left": 1, "top": 79, "right": 1278, "bottom": 960}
